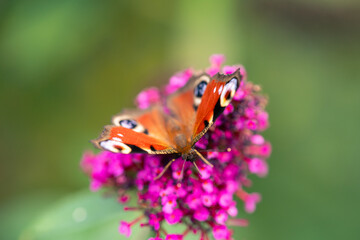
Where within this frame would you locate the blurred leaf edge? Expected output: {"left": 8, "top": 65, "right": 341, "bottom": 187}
{"left": 19, "top": 189, "right": 150, "bottom": 240}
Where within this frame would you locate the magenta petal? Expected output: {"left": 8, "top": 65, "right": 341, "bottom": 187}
{"left": 119, "top": 221, "right": 132, "bottom": 238}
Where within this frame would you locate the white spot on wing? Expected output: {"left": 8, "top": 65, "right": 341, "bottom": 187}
{"left": 194, "top": 97, "right": 202, "bottom": 106}
{"left": 213, "top": 87, "right": 217, "bottom": 93}
{"left": 218, "top": 85, "right": 223, "bottom": 94}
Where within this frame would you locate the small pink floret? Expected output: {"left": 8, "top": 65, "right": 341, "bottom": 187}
{"left": 194, "top": 207, "right": 210, "bottom": 221}
{"left": 215, "top": 210, "right": 228, "bottom": 225}
{"left": 222, "top": 65, "right": 238, "bottom": 75}
{"left": 202, "top": 179, "right": 214, "bottom": 193}
{"left": 248, "top": 158, "right": 268, "bottom": 177}
{"left": 251, "top": 134, "right": 265, "bottom": 145}
{"left": 212, "top": 225, "right": 231, "bottom": 240}
{"left": 201, "top": 194, "right": 216, "bottom": 207}
{"left": 148, "top": 237, "right": 163, "bottom": 240}
{"left": 246, "top": 119, "right": 258, "bottom": 130}
{"left": 227, "top": 203, "right": 238, "bottom": 217}
{"left": 244, "top": 193, "right": 261, "bottom": 213}
{"left": 223, "top": 104, "right": 234, "bottom": 115}
{"left": 136, "top": 87, "right": 161, "bottom": 109}
{"left": 118, "top": 194, "right": 130, "bottom": 204}
{"left": 260, "top": 142, "right": 272, "bottom": 157}
{"left": 89, "top": 179, "right": 102, "bottom": 192}
{"left": 233, "top": 89, "right": 246, "bottom": 101}
{"left": 119, "top": 221, "right": 132, "bottom": 237}
{"left": 149, "top": 214, "right": 161, "bottom": 231}
{"left": 172, "top": 170, "right": 183, "bottom": 180}
{"left": 199, "top": 165, "right": 212, "bottom": 179}
{"left": 257, "top": 111, "right": 269, "bottom": 130}
{"left": 164, "top": 208, "right": 183, "bottom": 225}
{"left": 186, "top": 193, "right": 202, "bottom": 209}
{"left": 165, "top": 234, "right": 183, "bottom": 240}
{"left": 166, "top": 69, "right": 193, "bottom": 94}
{"left": 162, "top": 195, "right": 177, "bottom": 214}
{"left": 219, "top": 192, "right": 233, "bottom": 208}
{"left": 210, "top": 54, "right": 226, "bottom": 67}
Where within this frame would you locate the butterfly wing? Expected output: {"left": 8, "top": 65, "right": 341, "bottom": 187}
{"left": 191, "top": 69, "right": 243, "bottom": 144}
{"left": 166, "top": 73, "right": 212, "bottom": 139}
{"left": 167, "top": 69, "right": 243, "bottom": 146}
{"left": 92, "top": 107, "right": 177, "bottom": 154}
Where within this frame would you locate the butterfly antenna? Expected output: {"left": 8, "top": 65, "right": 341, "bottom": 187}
{"left": 154, "top": 159, "right": 175, "bottom": 180}
{"left": 198, "top": 147, "right": 232, "bottom": 153}
{"left": 193, "top": 149, "right": 213, "bottom": 167}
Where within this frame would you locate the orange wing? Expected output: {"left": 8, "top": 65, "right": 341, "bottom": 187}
{"left": 166, "top": 73, "right": 212, "bottom": 140}
{"left": 167, "top": 74, "right": 212, "bottom": 123}
{"left": 92, "top": 125, "right": 175, "bottom": 154}
{"left": 191, "top": 69, "right": 243, "bottom": 144}
{"left": 92, "top": 107, "right": 177, "bottom": 154}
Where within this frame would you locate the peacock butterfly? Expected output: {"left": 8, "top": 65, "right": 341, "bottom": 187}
{"left": 92, "top": 69, "right": 243, "bottom": 178}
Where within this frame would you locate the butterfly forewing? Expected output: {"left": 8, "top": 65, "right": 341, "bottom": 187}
{"left": 191, "top": 69, "right": 242, "bottom": 144}
{"left": 92, "top": 107, "right": 177, "bottom": 154}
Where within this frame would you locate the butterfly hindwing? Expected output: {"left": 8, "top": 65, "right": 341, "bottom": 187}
{"left": 191, "top": 69, "right": 243, "bottom": 144}
{"left": 92, "top": 107, "right": 177, "bottom": 154}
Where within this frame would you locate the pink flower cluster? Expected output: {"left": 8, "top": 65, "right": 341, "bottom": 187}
{"left": 81, "top": 55, "right": 271, "bottom": 240}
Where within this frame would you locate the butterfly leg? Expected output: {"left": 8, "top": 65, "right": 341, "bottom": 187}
{"left": 193, "top": 149, "right": 213, "bottom": 167}
{"left": 154, "top": 159, "right": 175, "bottom": 180}
{"left": 179, "top": 158, "right": 187, "bottom": 181}
{"left": 192, "top": 161, "right": 201, "bottom": 175}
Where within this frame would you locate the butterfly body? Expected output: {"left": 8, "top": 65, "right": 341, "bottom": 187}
{"left": 92, "top": 69, "right": 243, "bottom": 169}
{"left": 181, "top": 149, "right": 200, "bottom": 162}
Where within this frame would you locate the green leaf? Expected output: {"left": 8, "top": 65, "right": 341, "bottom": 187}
{"left": 20, "top": 190, "right": 150, "bottom": 240}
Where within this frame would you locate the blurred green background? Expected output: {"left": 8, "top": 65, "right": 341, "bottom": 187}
{"left": 1, "top": 0, "right": 360, "bottom": 239}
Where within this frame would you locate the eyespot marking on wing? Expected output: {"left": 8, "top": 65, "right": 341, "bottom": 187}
{"left": 220, "top": 78, "right": 238, "bottom": 107}
{"left": 194, "top": 81, "right": 208, "bottom": 97}
{"left": 193, "top": 75, "right": 211, "bottom": 109}
{"left": 112, "top": 115, "right": 148, "bottom": 134}
{"left": 119, "top": 119, "right": 137, "bottom": 129}
{"left": 100, "top": 140, "right": 132, "bottom": 154}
